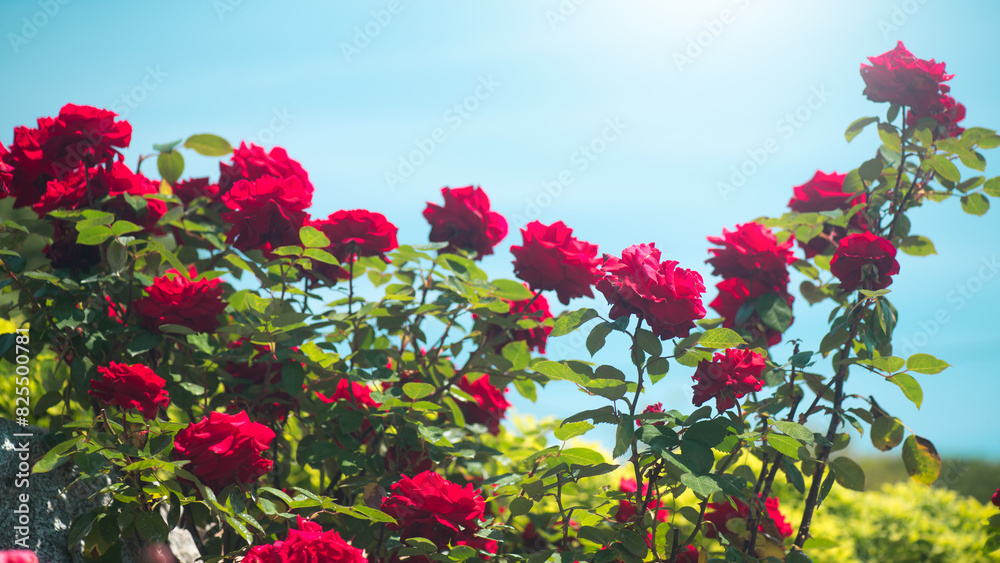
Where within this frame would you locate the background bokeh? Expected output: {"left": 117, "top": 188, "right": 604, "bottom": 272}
{"left": 2, "top": 0, "right": 998, "bottom": 462}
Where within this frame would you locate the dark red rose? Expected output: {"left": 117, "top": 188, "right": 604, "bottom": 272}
{"left": 89, "top": 362, "right": 170, "bottom": 420}
{"left": 511, "top": 221, "right": 602, "bottom": 305}
{"left": 40, "top": 104, "right": 132, "bottom": 170}
{"left": 598, "top": 243, "right": 707, "bottom": 340}
{"left": 707, "top": 222, "right": 795, "bottom": 290}
{"left": 992, "top": 487, "right": 1000, "bottom": 507}
{"left": 455, "top": 374, "right": 510, "bottom": 435}
{"left": 174, "top": 177, "right": 220, "bottom": 205}
{"left": 308, "top": 209, "right": 399, "bottom": 282}
{"left": 705, "top": 496, "right": 792, "bottom": 540}
{"left": 787, "top": 170, "right": 870, "bottom": 258}
{"left": 861, "top": 41, "right": 953, "bottom": 111}
{"left": 242, "top": 516, "right": 365, "bottom": 563}
{"left": 615, "top": 477, "right": 669, "bottom": 524}
{"left": 710, "top": 278, "right": 794, "bottom": 348}
{"left": 691, "top": 348, "right": 766, "bottom": 412}
{"left": 44, "top": 220, "right": 101, "bottom": 271}
{"left": 0, "top": 551, "right": 39, "bottom": 563}
{"left": 381, "top": 470, "right": 486, "bottom": 547}
{"left": 423, "top": 185, "right": 508, "bottom": 259}
{"left": 0, "top": 142, "right": 12, "bottom": 197}
{"left": 455, "top": 536, "right": 499, "bottom": 555}
{"left": 134, "top": 267, "right": 226, "bottom": 333}
{"left": 907, "top": 94, "right": 966, "bottom": 139}
{"left": 221, "top": 175, "right": 310, "bottom": 253}
{"left": 2, "top": 125, "right": 47, "bottom": 207}
{"left": 218, "top": 142, "right": 313, "bottom": 201}
{"left": 677, "top": 545, "right": 700, "bottom": 563}
{"left": 482, "top": 285, "right": 553, "bottom": 354}
{"left": 830, "top": 231, "right": 900, "bottom": 292}
{"left": 315, "top": 378, "right": 381, "bottom": 410}
{"left": 172, "top": 410, "right": 275, "bottom": 492}
{"left": 636, "top": 402, "right": 665, "bottom": 427}
{"left": 102, "top": 167, "right": 168, "bottom": 233}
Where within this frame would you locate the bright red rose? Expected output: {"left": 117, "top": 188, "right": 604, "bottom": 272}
{"left": 40, "top": 104, "right": 132, "bottom": 169}
{"left": 422, "top": 186, "right": 508, "bottom": 259}
{"left": 174, "top": 177, "right": 220, "bottom": 205}
{"left": 483, "top": 286, "right": 553, "bottom": 354}
{"left": 511, "top": 221, "right": 602, "bottom": 305}
{"left": 830, "top": 231, "right": 900, "bottom": 292}
{"left": 218, "top": 142, "right": 313, "bottom": 200}
{"left": 615, "top": 477, "right": 669, "bottom": 524}
{"left": 243, "top": 516, "right": 365, "bottom": 563}
{"left": 704, "top": 496, "right": 792, "bottom": 540}
{"left": 455, "top": 373, "right": 511, "bottom": 435}
{"left": 0, "top": 551, "right": 39, "bottom": 563}
{"left": 172, "top": 410, "right": 275, "bottom": 492}
{"left": 860, "top": 41, "right": 953, "bottom": 111}
{"left": 89, "top": 362, "right": 170, "bottom": 420}
{"left": 992, "top": 487, "right": 1000, "bottom": 507}
{"left": 134, "top": 267, "right": 226, "bottom": 333}
{"left": 308, "top": 209, "right": 399, "bottom": 282}
{"left": 2, "top": 125, "right": 47, "bottom": 207}
{"left": 221, "top": 175, "right": 311, "bottom": 254}
{"left": 691, "top": 348, "right": 766, "bottom": 412}
{"left": 598, "top": 243, "right": 707, "bottom": 340}
{"left": 710, "top": 278, "right": 794, "bottom": 348}
{"left": 315, "top": 378, "right": 381, "bottom": 410}
{"left": 381, "top": 470, "right": 486, "bottom": 547}
{"left": 707, "top": 222, "right": 795, "bottom": 290}
{"left": 907, "top": 94, "right": 966, "bottom": 139}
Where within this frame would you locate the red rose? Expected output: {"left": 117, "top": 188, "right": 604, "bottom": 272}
{"left": 89, "top": 362, "right": 170, "bottom": 420}
{"left": 787, "top": 170, "right": 870, "bottom": 258}
{"left": 0, "top": 551, "right": 39, "bottom": 563}
{"left": 134, "top": 267, "right": 226, "bottom": 333}
{"left": 381, "top": 470, "right": 486, "bottom": 547}
{"left": 511, "top": 221, "right": 601, "bottom": 305}
{"left": 992, "top": 487, "right": 1000, "bottom": 507}
{"left": 636, "top": 402, "right": 665, "bottom": 427}
{"left": 174, "top": 177, "right": 220, "bottom": 205}
{"left": 308, "top": 209, "right": 399, "bottom": 282}
{"left": 218, "top": 142, "right": 313, "bottom": 201}
{"left": 172, "top": 410, "right": 275, "bottom": 492}
{"left": 907, "top": 94, "right": 966, "bottom": 139}
{"left": 2, "top": 125, "right": 47, "bottom": 208}
{"left": 221, "top": 175, "right": 311, "bottom": 254}
{"left": 677, "top": 545, "right": 700, "bottom": 563}
{"left": 243, "top": 516, "right": 365, "bottom": 563}
{"left": 709, "top": 278, "right": 794, "bottom": 348}
{"left": 860, "top": 41, "right": 953, "bottom": 111}
{"left": 40, "top": 104, "right": 132, "bottom": 169}
{"left": 455, "top": 536, "right": 499, "bottom": 555}
{"left": 315, "top": 378, "right": 381, "bottom": 410}
{"left": 705, "top": 496, "right": 792, "bottom": 540}
{"left": 598, "top": 243, "right": 707, "bottom": 340}
{"left": 830, "top": 231, "right": 900, "bottom": 292}
{"left": 0, "top": 142, "right": 13, "bottom": 197}
{"left": 455, "top": 373, "right": 511, "bottom": 435}
{"left": 615, "top": 477, "right": 668, "bottom": 524}
{"left": 482, "top": 286, "right": 553, "bottom": 354}
{"left": 707, "top": 222, "right": 795, "bottom": 290}
{"left": 422, "top": 186, "right": 508, "bottom": 259}
{"left": 691, "top": 348, "right": 766, "bottom": 412}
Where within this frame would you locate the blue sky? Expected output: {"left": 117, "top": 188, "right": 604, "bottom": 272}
{"left": 2, "top": 0, "right": 999, "bottom": 459}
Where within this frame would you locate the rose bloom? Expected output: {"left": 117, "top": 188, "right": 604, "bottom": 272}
{"left": 907, "top": 94, "right": 966, "bottom": 139}
{"left": 992, "top": 488, "right": 1000, "bottom": 507}
{"left": 0, "top": 551, "right": 39, "bottom": 563}
{"left": 134, "top": 267, "right": 226, "bottom": 333}
{"left": 598, "top": 243, "right": 707, "bottom": 340}
{"left": 787, "top": 172, "right": 868, "bottom": 258}
{"left": 707, "top": 222, "right": 795, "bottom": 290}
{"left": 89, "top": 362, "right": 170, "bottom": 420}
{"left": 615, "top": 477, "right": 669, "bottom": 524}
{"left": 422, "top": 185, "right": 508, "bottom": 259}
{"left": 0, "top": 142, "right": 14, "bottom": 197}
{"left": 315, "top": 378, "right": 381, "bottom": 410}
{"left": 173, "top": 410, "right": 275, "bottom": 492}
{"left": 482, "top": 286, "right": 553, "bottom": 354}
{"left": 709, "top": 278, "right": 794, "bottom": 348}
{"left": 691, "top": 348, "right": 766, "bottom": 412}
{"left": 308, "top": 209, "right": 399, "bottom": 283}
{"left": 704, "top": 496, "right": 793, "bottom": 540}
{"left": 511, "top": 220, "right": 602, "bottom": 305}
{"left": 218, "top": 142, "right": 314, "bottom": 200}
{"left": 455, "top": 373, "right": 511, "bottom": 435}
{"left": 243, "top": 516, "right": 365, "bottom": 563}
{"left": 381, "top": 470, "right": 486, "bottom": 547}
{"left": 860, "top": 41, "right": 953, "bottom": 111}
{"left": 173, "top": 177, "right": 220, "bottom": 205}
{"left": 221, "top": 175, "right": 311, "bottom": 254}
{"left": 830, "top": 231, "right": 900, "bottom": 292}
{"left": 636, "top": 402, "right": 665, "bottom": 427}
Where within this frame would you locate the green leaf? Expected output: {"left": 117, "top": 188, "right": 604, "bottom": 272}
{"left": 767, "top": 434, "right": 802, "bottom": 460}
{"left": 858, "top": 158, "right": 884, "bottom": 181}
{"left": 898, "top": 235, "right": 936, "bottom": 256}
{"left": 111, "top": 221, "right": 142, "bottom": 237}
{"left": 635, "top": 328, "right": 662, "bottom": 356}
{"left": 303, "top": 247, "right": 338, "bottom": 265}
{"left": 76, "top": 225, "right": 113, "bottom": 245}
{"left": 157, "top": 151, "right": 185, "bottom": 185}
{"left": 501, "top": 340, "right": 530, "bottom": 371}
{"left": 870, "top": 415, "right": 905, "bottom": 451}
{"left": 697, "top": 327, "right": 745, "bottom": 349}
{"left": 756, "top": 292, "right": 793, "bottom": 332}
{"left": 773, "top": 421, "right": 814, "bottom": 443}
{"left": 984, "top": 177, "right": 1000, "bottom": 197}
{"left": 845, "top": 116, "right": 878, "bottom": 142}
{"left": 555, "top": 421, "right": 595, "bottom": 441}
{"left": 403, "top": 382, "right": 435, "bottom": 401}
{"left": 492, "top": 279, "right": 533, "bottom": 301}
{"left": 135, "top": 511, "right": 169, "bottom": 543}
{"left": 613, "top": 415, "right": 634, "bottom": 458}
{"left": 829, "top": 457, "right": 865, "bottom": 491}
{"left": 928, "top": 155, "right": 960, "bottom": 182}
{"left": 906, "top": 353, "right": 950, "bottom": 374}
{"left": 647, "top": 357, "right": 670, "bottom": 383}
{"left": 532, "top": 360, "right": 587, "bottom": 386}
{"left": 508, "top": 496, "right": 534, "bottom": 517}
{"left": 350, "top": 505, "right": 396, "bottom": 524}
{"left": 559, "top": 447, "right": 605, "bottom": 466}
{"left": 224, "top": 515, "right": 253, "bottom": 545}
{"left": 888, "top": 372, "right": 923, "bottom": 408}
{"left": 152, "top": 139, "right": 182, "bottom": 152}
{"left": 107, "top": 240, "right": 128, "bottom": 274}
{"left": 127, "top": 332, "right": 162, "bottom": 356}
{"left": 184, "top": 133, "right": 233, "bottom": 157}
{"left": 587, "top": 322, "right": 612, "bottom": 357}
{"left": 961, "top": 193, "right": 990, "bottom": 216}
{"left": 31, "top": 435, "right": 84, "bottom": 473}
{"left": 551, "top": 308, "right": 599, "bottom": 337}
{"left": 902, "top": 435, "right": 941, "bottom": 485}
{"left": 680, "top": 474, "right": 721, "bottom": 497}
{"left": 299, "top": 226, "right": 331, "bottom": 248}
{"left": 787, "top": 550, "right": 815, "bottom": 563}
